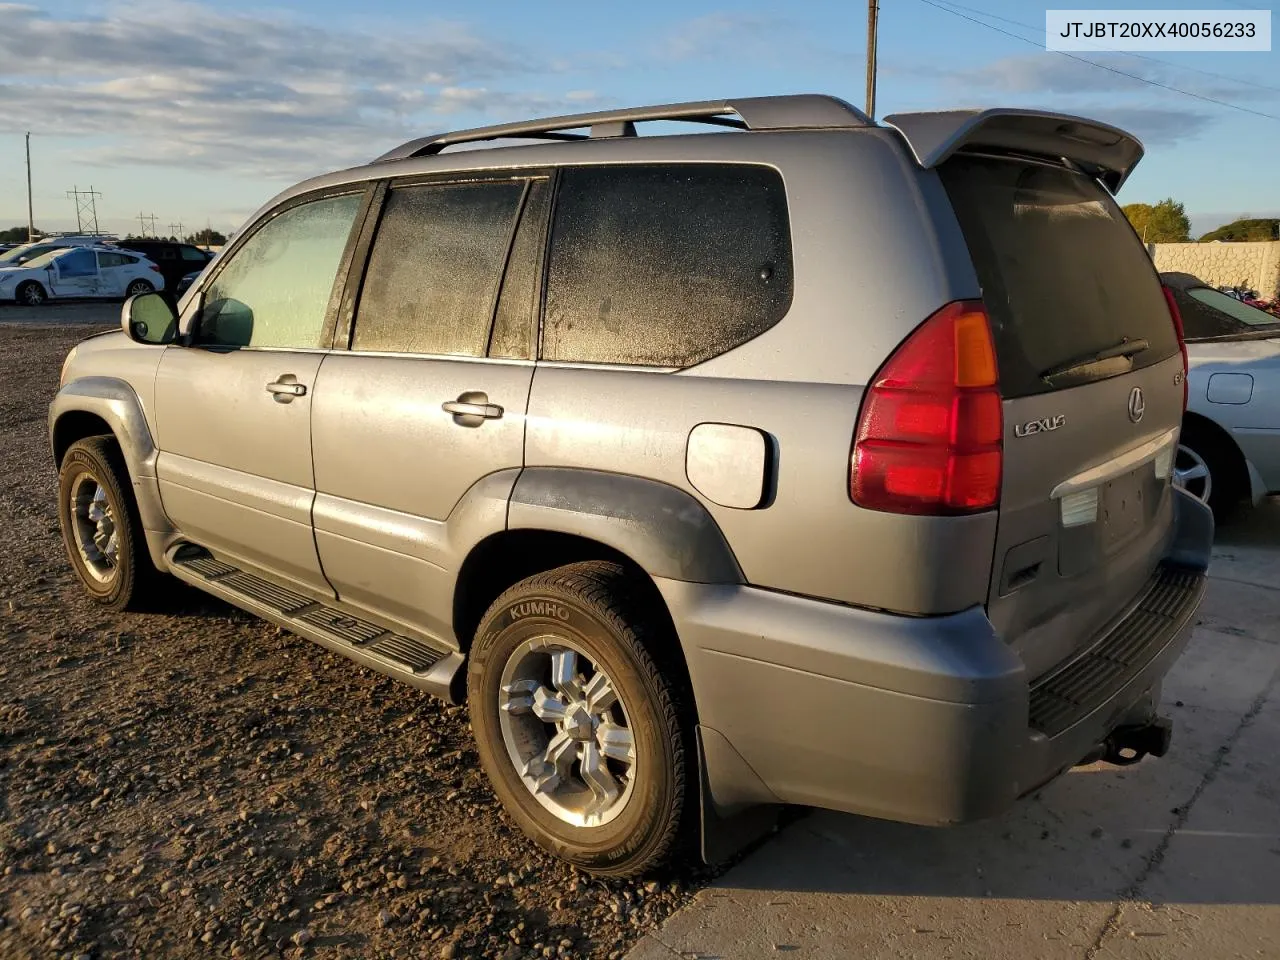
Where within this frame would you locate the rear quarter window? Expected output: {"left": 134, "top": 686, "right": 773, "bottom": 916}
{"left": 940, "top": 156, "right": 1178, "bottom": 397}
{"left": 542, "top": 163, "right": 793, "bottom": 367}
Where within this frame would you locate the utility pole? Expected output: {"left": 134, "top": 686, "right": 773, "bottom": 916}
{"left": 66, "top": 185, "right": 103, "bottom": 235}
{"left": 865, "top": 0, "right": 879, "bottom": 122}
{"left": 25, "top": 132, "right": 35, "bottom": 241}
{"left": 137, "top": 211, "right": 158, "bottom": 237}
{"left": 168, "top": 221, "right": 184, "bottom": 241}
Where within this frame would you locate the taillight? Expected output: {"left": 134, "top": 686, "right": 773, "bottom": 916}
{"left": 1161, "top": 285, "right": 1189, "bottom": 410}
{"left": 850, "top": 300, "right": 1002, "bottom": 515}
{"left": 150, "top": 264, "right": 162, "bottom": 274}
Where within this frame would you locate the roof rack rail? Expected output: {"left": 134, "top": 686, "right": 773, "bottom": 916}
{"left": 374, "top": 94, "right": 870, "bottom": 163}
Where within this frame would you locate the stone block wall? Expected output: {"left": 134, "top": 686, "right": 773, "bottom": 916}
{"left": 1149, "top": 241, "right": 1280, "bottom": 299}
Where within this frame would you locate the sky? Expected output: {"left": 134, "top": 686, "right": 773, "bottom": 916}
{"left": 0, "top": 0, "right": 1276, "bottom": 240}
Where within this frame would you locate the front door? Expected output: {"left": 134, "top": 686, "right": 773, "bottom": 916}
{"left": 154, "top": 189, "right": 367, "bottom": 592}
{"left": 310, "top": 174, "right": 550, "bottom": 641}
{"left": 48, "top": 248, "right": 100, "bottom": 297}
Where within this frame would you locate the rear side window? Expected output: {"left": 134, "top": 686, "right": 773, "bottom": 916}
{"left": 543, "top": 164, "right": 793, "bottom": 366}
{"left": 180, "top": 245, "right": 209, "bottom": 262}
{"left": 353, "top": 180, "right": 525, "bottom": 356}
{"left": 97, "top": 251, "right": 133, "bottom": 268}
{"left": 940, "top": 156, "right": 1178, "bottom": 398}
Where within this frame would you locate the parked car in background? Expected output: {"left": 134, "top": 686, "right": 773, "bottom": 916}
{"left": 0, "top": 246, "right": 164, "bottom": 305}
{"left": 0, "top": 235, "right": 119, "bottom": 267}
{"left": 1162, "top": 271, "right": 1280, "bottom": 519}
{"left": 114, "top": 239, "right": 213, "bottom": 296}
{"left": 174, "top": 269, "right": 204, "bottom": 299}
{"left": 51, "top": 96, "right": 1211, "bottom": 876}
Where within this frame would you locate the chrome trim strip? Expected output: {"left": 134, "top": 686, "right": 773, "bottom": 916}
{"left": 1050, "top": 428, "right": 1179, "bottom": 499}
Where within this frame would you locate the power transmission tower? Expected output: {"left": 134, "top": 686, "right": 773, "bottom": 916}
{"left": 169, "top": 222, "right": 184, "bottom": 241}
{"left": 137, "top": 212, "right": 159, "bottom": 237}
{"left": 66, "top": 185, "right": 103, "bottom": 235}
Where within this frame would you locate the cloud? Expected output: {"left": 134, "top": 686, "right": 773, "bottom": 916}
{"left": 1080, "top": 106, "right": 1215, "bottom": 146}
{"left": 0, "top": 1, "right": 600, "bottom": 180}
{"left": 655, "top": 12, "right": 805, "bottom": 65}
{"left": 957, "top": 52, "right": 1275, "bottom": 103}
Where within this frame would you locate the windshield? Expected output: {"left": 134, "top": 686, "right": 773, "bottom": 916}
{"left": 1189, "top": 288, "right": 1278, "bottom": 326}
{"left": 1172, "top": 286, "right": 1280, "bottom": 340}
{"left": 0, "top": 242, "right": 50, "bottom": 264}
{"left": 21, "top": 250, "right": 70, "bottom": 269}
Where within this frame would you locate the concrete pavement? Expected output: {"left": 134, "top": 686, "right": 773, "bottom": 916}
{"left": 630, "top": 499, "right": 1280, "bottom": 960}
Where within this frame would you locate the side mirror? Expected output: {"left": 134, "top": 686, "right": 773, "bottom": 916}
{"left": 122, "top": 291, "right": 178, "bottom": 345}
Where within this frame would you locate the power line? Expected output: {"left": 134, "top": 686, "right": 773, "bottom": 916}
{"left": 912, "top": 0, "right": 1280, "bottom": 123}
{"left": 929, "top": 0, "right": 1280, "bottom": 95}
{"left": 169, "top": 221, "right": 184, "bottom": 240}
{"left": 137, "top": 212, "right": 158, "bottom": 237}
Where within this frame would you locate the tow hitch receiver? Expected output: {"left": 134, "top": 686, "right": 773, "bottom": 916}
{"left": 1103, "top": 716, "right": 1173, "bottom": 766}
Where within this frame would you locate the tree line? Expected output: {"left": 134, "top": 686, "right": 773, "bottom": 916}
{"left": 0, "top": 226, "right": 227, "bottom": 245}
{"left": 1120, "top": 200, "right": 1278, "bottom": 244}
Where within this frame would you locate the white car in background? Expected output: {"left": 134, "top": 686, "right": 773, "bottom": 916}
{"left": 0, "top": 246, "right": 165, "bottom": 306}
{"left": 1163, "top": 271, "right": 1280, "bottom": 520}
{"left": 0, "top": 235, "right": 119, "bottom": 268}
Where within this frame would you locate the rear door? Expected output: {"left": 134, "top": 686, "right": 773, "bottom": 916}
{"left": 938, "top": 155, "right": 1184, "bottom": 678}
{"left": 309, "top": 172, "right": 548, "bottom": 641}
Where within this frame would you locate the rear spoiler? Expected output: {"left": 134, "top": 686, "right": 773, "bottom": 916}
{"left": 882, "top": 109, "right": 1144, "bottom": 193}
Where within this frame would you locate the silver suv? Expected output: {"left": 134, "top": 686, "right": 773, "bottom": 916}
{"left": 51, "top": 95, "right": 1213, "bottom": 876}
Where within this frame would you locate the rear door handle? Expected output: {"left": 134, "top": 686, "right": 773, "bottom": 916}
{"left": 266, "top": 376, "right": 307, "bottom": 402}
{"left": 442, "top": 392, "right": 503, "bottom": 424}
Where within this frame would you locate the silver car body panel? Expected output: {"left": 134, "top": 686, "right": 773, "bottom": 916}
{"left": 1187, "top": 337, "right": 1280, "bottom": 501}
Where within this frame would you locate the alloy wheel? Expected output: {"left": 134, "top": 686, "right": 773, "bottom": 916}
{"left": 498, "top": 637, "right": 637, "bottom": 828}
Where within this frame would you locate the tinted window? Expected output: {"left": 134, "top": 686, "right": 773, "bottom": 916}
{"left": 353, "top": 180, "right": 524, "bottom": 356}
{"left": 180, "top": 245, "right": 209, "bottom": 262}
{"left": 940, "top": 156, "right": 1178, "bottom": 397}
{"left": 1187, "top": 287, "right": 1280, "bottom": 330}
{"left": 97, "top": 251, "right": 133, "bottom": 268}
{"left": 197, "top": 193, "right": 361, "bottom": 349}
{"left": 57, "top": 249, "right": 97, "bottom": 277}
{"left": 543, "top": 164, "right": 793, "bottom": 366}
{"left": 490, "top": 179, "right": 550, "bottom": 360}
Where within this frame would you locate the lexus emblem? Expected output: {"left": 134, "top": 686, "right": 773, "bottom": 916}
{"left": 1127, "top": 386, "right": 1145, "bottom": 424}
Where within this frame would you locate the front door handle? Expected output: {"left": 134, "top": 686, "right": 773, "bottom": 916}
{"left": 442, "top": 391, "right": 503, "bottom": 426}
{"left": 266, "top": 375, "right": 307, "bottom": 403}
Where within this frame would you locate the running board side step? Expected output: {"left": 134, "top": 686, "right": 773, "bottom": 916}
{"left": 169, "top": 549, "right": 463, "bottom": 703}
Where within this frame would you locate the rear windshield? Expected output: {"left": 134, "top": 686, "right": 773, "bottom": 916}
{"left": 1171, "top": 286, "right": 1280, "bottom": 340}
{"left": 939, "top": 155, "right": 1178, "bottom": 398}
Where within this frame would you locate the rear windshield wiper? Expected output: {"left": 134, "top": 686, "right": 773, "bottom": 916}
{"left": 1039, "top": 337, "right": 1150, "bottom": 381}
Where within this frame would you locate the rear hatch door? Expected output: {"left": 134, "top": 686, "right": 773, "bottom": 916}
{"left": 938, "top": 154, "right": 1184, "bottom": 679}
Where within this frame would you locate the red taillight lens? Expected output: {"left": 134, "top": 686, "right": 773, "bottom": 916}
{"left": 150, "top": 264, "right": 162, "bottom": 273}
{"left": 850, "top": 300, "right": 1003, "bottom": 514}
{"left": 1161, "top": 285, "right": 1189, "bottom": 410}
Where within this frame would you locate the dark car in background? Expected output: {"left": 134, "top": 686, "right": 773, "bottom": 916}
{"left": 115, "top": 240, "right": 212, "bottom": 296}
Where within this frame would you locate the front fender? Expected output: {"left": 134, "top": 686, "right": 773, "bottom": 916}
{"left": 49, "top": 377, "right": 174, "bottom": 564}
{"left": 507, "top": 467, "right": 743, "bottom": 584}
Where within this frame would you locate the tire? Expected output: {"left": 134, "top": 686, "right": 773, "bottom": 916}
{"left": 57, "top": 436, "right": 160, "bottom": 611}
{"left": 468, "top": 561, "right": 691, "bottom": 877}
{"left": 15, "top": 281, "right": 46, "bottom": 306}
{"left": 1176, "top": 421, "right": 1245, "bottom": 523}
{"left": 125, "top": 279, "right": 154, "bottom": 298}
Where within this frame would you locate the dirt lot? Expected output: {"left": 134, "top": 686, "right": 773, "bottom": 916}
{"left": 0, "top": 314, "right": 710, "bottom": 958}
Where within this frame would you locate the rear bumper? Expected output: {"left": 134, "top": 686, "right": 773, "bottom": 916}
{"left": 661, "top": 488, "right": 1213, "bottom": 825}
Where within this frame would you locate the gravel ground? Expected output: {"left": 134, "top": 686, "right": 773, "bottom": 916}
{"left": 0, "top": 321, "right": 713, "bottom": 960}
